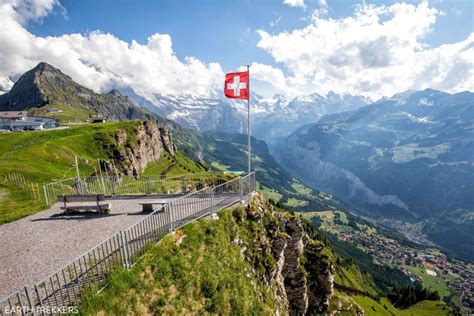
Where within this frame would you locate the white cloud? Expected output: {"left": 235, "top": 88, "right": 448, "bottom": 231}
{"left": 257, "top": 2, "right": 474, "bottom": 99}
{"left": 283, "top": 0, "right": 305, "bottom": 8}
{"left": 0, "top": 0, "right": 223, "bottom": 98}
{"left": 1, "top": 0, "right": 472, "bottom": 101}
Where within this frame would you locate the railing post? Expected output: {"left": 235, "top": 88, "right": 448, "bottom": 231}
{"left": 253, "top": 172, "right": 256, "bottom": 193}
{"left": 24, "top": 286, "right": 36, "bottom": 315}
{"left": 111, "top": 176, "right": 116, "bottom": 196}
{"left": 120, "top": 231, "right": 130, "bottom": 270}
{"left": 210, "top": 188, "right": 215, "bottom": 213}
{"left": 239, "top": 177, "right": 243, "bottom": 197}
{"left": 145, "top": 176, "right": 151, "bottom": 195}
{"left": 75, "top": 177, "right": 81, "bottom": 195}
{"left": 253, "top": 171, "right": 257, "bottom": 192}
{"left": 43, "top": 184, "right": 49, "bottom": 206}
{"left": 100, "top": 176, "right": 106, "bottom": 195}
{"left": 167, "top": 203, "right": 174, "bottom": 233}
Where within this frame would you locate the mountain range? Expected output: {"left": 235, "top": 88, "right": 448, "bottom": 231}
{"left": 1, "top": 62, "right": 472, "bottom": 261}
{"left": 273, "top": 89, "right": 474, "bottom": 260}
{"left": 122, "top": 86, "right": 369, "bottom": 144}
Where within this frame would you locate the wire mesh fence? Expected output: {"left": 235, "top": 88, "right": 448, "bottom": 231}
{"left": 42, "top": 173, "right": 236, "bottom": 206}
{"left": 0, "top": 172, "right": 255, "bottom": 315}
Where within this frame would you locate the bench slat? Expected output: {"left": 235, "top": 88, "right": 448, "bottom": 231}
{"left": 57, "top": 194, "right": 105, "bottom": 202}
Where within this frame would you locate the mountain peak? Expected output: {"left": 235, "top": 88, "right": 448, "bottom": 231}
{"left": 107, "top": 88, "right": 123, "bottom": 97}
{"left": 0, "top": 63, "right": 163, "bottom": 123}
{"left": 34, "top": 61, "right": 55, "bottom": 70}
{"left": 32, "top": 62, "right": 64, "bottom": 77}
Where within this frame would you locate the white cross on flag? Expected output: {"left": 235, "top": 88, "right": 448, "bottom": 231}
{"left": 224, "top": 71, "right": 249, "bottom": 100}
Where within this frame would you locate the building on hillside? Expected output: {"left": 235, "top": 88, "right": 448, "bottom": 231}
{"left": 0, "top": 111, "right": 58, "bottom": 131}
{"left": 91, "top": 117, "right": 107, "bottom": 123}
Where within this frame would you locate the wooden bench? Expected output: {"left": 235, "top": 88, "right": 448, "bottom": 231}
{"left": 58, "top": 194, "right": 111, "bottom": 214}
{"left": 139, "top": 202, "right": 166, "bottom": 213}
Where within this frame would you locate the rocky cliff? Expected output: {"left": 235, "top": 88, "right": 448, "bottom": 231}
{"left": 235, "top": 195, "right": 336, "bottom": 315}
{"left": 96, "top": 120, "right": 176, "bottom": 176}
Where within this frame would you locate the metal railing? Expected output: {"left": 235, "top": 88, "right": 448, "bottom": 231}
{"left": 42, "top": 173, "right": 235, "bottom": 206}
{"left": 0, "top": 172, "right": 256, "bottom": 315}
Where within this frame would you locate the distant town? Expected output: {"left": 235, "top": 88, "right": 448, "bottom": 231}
{"left": 309, "top": 210, "right": 474, "bottom": 313}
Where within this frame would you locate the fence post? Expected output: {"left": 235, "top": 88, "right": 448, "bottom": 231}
{"left": 239, "top": 177, "right": 243, "bottom": 197}
{"left": 100, "top": 176, "right": 106, "bottom": 195}
{"left": 145, "top": 176, "right": 151, "bottom": 195}
{"left": 120, "top": 231, "right": 130, "bottom": 270}
{"left": 253, "top": 172, "right": 256, "bottom": 193}
{"left": 111, "top": 177, "right": 116, "bottom": 196}
{"left": 43, "top": 185, "right": 49, "bottom": 206}
{"left": 210, "top": 188, "right": 215, "bottom": 213}
{"left": 24, "top": 286, "right": 36, "bottom": 315}
{"left": 167, "top": 203, "right": 174, "bottom": 233}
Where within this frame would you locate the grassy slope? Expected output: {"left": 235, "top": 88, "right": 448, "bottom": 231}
{"left": 29, "top": 101, "right": 95, "bottom": 123}
{"left": 0, "top": 121, "right": 205, "bottom": 224}
{"left": 142, "top": 151, "right": 207, "bottom": 176}
{"left": 79, "top": 207, "right": 282, "bottom": 315}
{"left": 79, "top": 197, "right": 449, "bottom": 315}
{"left": 333, "top": 269, "right": 451, "bottom": 315}
{"left": 335, "top": 264, "right": 378, "bottom": 297}
{"left": 350, "top": 293, "right": 452, "bottom": 316}
{"left": 404, "top": 265, "right": 451, "bottom": 298}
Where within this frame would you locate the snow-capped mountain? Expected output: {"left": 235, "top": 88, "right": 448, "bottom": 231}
{"left": 252, "top": 91, "right": 369, "bottom": 143}
{"left": 121, "top": 88, "right": 369, "bottom": 143}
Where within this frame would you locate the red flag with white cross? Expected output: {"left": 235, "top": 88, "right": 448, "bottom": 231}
{"left": 224, "top": 71, "right": 249, "bottom": 100}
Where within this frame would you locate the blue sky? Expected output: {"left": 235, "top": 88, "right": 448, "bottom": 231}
{"left": 0, "top": 0, "right": 473, "bottom": 99}
{"left": 27, "top": 0, "right": 473, "bottom": 73}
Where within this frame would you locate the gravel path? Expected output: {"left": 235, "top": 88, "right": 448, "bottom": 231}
{"left": 0, "top": 196, "right": 175, "bottom": 298}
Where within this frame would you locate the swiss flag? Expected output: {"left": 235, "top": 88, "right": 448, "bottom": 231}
{"left": 224, "top": 71, "right": 249, "bottom": 100}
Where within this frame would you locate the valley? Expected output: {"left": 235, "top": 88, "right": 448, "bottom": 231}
{"left": 272, "top": 89, "right": 474, "bottom": 261}
{"left": 303, "top": 210, "right": 474, "bottom": 314}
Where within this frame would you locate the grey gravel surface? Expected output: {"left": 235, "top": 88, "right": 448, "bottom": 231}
{"left": 0, "top": 196, "right": 175, "bottom": 298}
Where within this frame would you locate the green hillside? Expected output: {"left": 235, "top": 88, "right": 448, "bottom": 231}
{"left": 79, "top": 196, "right": 451, "bottom": 315}
{"left": 79, "top": 204, "right": 283, "bottom": 315}
{"left": 0, "top": 121, "right": 206, "bottom": 224}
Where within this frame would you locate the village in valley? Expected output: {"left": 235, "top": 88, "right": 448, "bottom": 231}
{"left": 303, "top": 210, "right": 474, "bottom": 313}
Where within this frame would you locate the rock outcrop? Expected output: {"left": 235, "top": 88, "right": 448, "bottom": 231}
{"left": 239, "top": 195, "right": 335, "bottom": 315}
{"left": 99, "top": 120, "right": 176, "bottom": 176}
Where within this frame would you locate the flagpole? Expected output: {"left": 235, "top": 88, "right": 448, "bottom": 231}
{"left": 247, "top": 64, "right": 251, "bottom": 175}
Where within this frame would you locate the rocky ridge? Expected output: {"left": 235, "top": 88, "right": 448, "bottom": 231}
{"left": 238, "top": 195, "right": 336, "bottom": 315}
{"left": 97, "top": 120, "right": 176, "bottom": 176}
